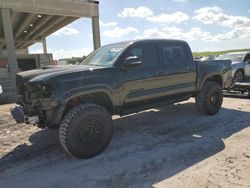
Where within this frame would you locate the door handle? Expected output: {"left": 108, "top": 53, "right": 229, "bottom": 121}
{"left": 155, "top": 71, "right": 165, "bottom": 76}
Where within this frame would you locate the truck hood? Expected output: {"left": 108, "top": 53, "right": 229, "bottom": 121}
{"left": 17, "top": 64, "right": 106, "bottom": 83}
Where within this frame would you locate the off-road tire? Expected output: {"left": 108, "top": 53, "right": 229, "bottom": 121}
{"left": 46, "top": 123, "right": 59, "bottom": 129}
{"left": 195, "top": 81, "right": 223, "bottom": 115}
{"left": 59, "top": 103, "right": 113, "bottom": 159}
{"left": 234, "top": 69, "right": 244, "bottom": 82}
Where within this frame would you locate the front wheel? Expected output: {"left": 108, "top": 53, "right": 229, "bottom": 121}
{"left": 195, "top": 81, "right": 223, "bottom": 115}
{"left": 59, "top": 103, "right": 113, "bottom": 159}
{"left": 234, "top": 69, "right": 244, "bottom": 82}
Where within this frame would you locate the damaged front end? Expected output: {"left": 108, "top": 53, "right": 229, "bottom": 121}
{"left": 11, "top": 105, "right": 39, "bottom": 124}
{"left": 10, "top": 74, "right": 58, "bottom": 128}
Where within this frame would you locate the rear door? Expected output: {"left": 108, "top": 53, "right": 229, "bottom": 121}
{"left": 157, "top": 42, "right": 197, "bottom": 97}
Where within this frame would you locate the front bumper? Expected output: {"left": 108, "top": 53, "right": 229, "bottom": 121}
{"left": 10, "top": 105, "right": 39, "bottom": 124}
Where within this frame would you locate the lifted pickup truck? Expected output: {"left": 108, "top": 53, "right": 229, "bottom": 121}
{"left": 11, "top": 39, "right": 232, "bottom": 159}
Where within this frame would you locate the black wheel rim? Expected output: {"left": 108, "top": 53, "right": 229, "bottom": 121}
{"left": 79, "top": 118, "right": 104, "bottom": 146}
{"left": 235, "top": 71, "right": 243, "bottom": 82}
{"left": 210, "top": 92, "right": 220, "bottom": 106}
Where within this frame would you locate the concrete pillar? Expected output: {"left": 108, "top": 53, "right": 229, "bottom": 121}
{"left": 42, "top": 38, "right": 47, "bottom": 54}
{"left": 1, "top": 8, "right": 18, "bottom": 87}
{"left": 0, "top": 41, "right": 2, "bottom": 53}
{"left": 91, "top": 16, "right": 101, "bottom": 50}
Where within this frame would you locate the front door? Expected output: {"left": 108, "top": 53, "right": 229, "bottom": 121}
{"left": 117, "top": 42, "right": 162, "bottom": 106}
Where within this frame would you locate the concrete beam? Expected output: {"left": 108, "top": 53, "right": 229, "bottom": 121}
{"left": 92, "top": 16, "right": 101, "bottom": 50}
{"left": 0, "top": 0, "right": 99, "bottom": 18}
{"left": 14, "top": 13, "right": 35, "bottom": 38}
{"left": 1, "top": 8, "right": 18, "bottom": 86}
{"left": 39, "top": 17, "right": 77, "bottom": 38}
{"left": 0, "top": 39, "right": 42, "bottom": 43}
{"left": 19, "top": 17, "right": 77, "bottom": 49}
{"left": 21, "top": 15, "right": 53, "bottom": 40}
{"left": 15, "top": 16, "right": 65, "bottom": 49}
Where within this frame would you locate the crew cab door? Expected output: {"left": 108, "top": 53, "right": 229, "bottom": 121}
{"left": 117, "top": 42, "right": 162, "bottom": 106}
{"left": 157, "top": 42, "right": 196, "bottom": 97}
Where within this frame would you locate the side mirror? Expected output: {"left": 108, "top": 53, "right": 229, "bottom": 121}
{"left": 122, "top": 56, "right": 142, "bottom": 68}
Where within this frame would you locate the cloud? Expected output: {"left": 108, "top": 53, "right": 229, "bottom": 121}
{"left": 52, "top": 26, "right": 79, "bottom": 36}
{"left": 118, "top": 6, "right": 153, "bottom": 18}
{"left": 136, "top": 27, "right": 213, "bottom": 41}
{"left": 136, "top": 26, "right": 250, "bottom": 42}
{"left": 147, "top": 11, "right": 189, "bottom": 23}
{"left": 100, "top": 20, "right": 117, "bottom": 27}
{"left": 118, "top": 6, "right": 189, "bottom": 23}
{"left": 192, "top": 6, "right": 250, "bottom": 41}
{"left": 102, "top": 27, "right": 138, "bottom": 38}
{"left": 193, "top": 6, "right": 250, "bottom": 28}
{"left": 173, "top": 0, "right": 188, "bottom": 2}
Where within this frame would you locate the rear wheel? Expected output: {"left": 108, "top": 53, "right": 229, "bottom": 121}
{"left": 195, "top": 81, "right": 223, "bottom": 115}
{"left": 234, "top": 69, "right": 244, "bottom": 82}
{"left": 59, "top": 103, "right": 113, "bottom": 159}
{"left": 46, "top": 124, "right": 59, "bottom": 129}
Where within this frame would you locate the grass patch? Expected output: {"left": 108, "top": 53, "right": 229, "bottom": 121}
{"left": 193, "top": 48, "right": 250, "bottom": 57}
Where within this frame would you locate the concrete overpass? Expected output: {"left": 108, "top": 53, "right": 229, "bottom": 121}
{"left": 0, "top": 0, "right": 101, "bottom": 86}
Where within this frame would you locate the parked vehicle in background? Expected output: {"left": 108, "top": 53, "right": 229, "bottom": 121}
{"left": 199, "top": 55, "right": 215, "bottom": 61}
{"left": 11, "top": 39, "right": 232, "bottom": 159}
{"left": 217, "top": 51, "right": 250, "bottom": 82}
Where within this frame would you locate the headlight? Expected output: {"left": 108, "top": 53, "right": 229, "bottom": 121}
{"left": 40, "top": 84, "right": 53, "bottom": 98}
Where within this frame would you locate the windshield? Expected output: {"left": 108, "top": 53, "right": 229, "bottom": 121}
{"left": 217, "top": 54, "right": 244, "bottom": 62}
{"left": 80, "top": 43, "right": 128, "bottom": 67}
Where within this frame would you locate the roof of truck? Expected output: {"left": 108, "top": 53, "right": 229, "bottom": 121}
{"left": 110, "top": 39, "right": 187, "bottom": 45}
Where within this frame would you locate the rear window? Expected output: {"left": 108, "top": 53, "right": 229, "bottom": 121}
{"left": 161, "top": 45, "right": 187, "bottom": 65}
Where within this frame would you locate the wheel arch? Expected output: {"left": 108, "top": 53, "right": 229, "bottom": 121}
{"left": 234, "top": 68, "right": 245, "bottom": 76}
{"left": 64, "top": 92, "right": 114, "bottom": 114}
{"left": 49, "top": 89, "right": 117, "bottom": 126}
{"left": 197, "top": 73, "right": 223, "bottom": 91}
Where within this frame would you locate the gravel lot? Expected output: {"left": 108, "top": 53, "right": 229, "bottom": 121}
{"left": 0, "top": 97, "right": 250, "bottom": 188}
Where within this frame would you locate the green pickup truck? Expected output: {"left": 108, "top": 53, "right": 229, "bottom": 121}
{"left": 11, "top": 39, "right": 232, "bottom": 159}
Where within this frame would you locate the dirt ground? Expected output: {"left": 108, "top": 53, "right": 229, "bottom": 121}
{"left": 0, "top": 97, "right": 250, "bottom": 188}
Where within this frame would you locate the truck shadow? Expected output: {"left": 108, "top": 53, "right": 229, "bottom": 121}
{"left": 1, "top": 102, "right": 250, "bottom": 187}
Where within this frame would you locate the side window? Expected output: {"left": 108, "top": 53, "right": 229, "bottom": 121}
{"left": 244, "top": 54, "right": 250, "bottom": 62}
{"left": 161, "top": 45, "right": 187, "bottom": 65}
{"left": 123, "top": 44, "right": 158, "bottom": 67}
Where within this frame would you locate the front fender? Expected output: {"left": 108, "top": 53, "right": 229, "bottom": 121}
{"left": 60, "top": 84, "right": 117, "bottom": 106}
{"left": 47, "top": 84, "right": 117, "bottom": 126}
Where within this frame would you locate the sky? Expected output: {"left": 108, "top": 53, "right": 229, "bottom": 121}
{"left": 29, "top": 0, "right": 250, "bottom": 60}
